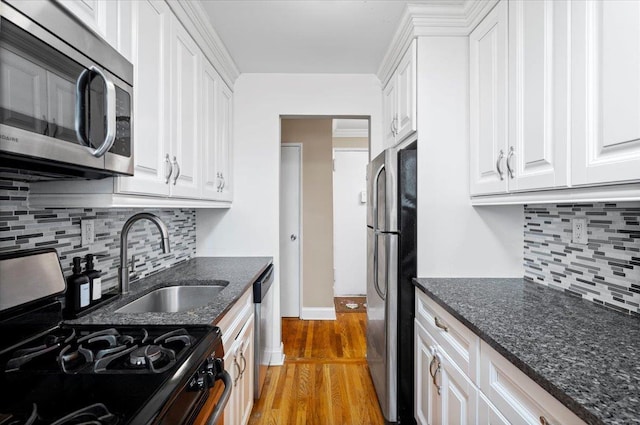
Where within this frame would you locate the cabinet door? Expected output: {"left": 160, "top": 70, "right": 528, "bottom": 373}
{"left": 382, "top": 77, "right": 398, "bottom": 148}
{"left": 508, "top": 0, "right": 569, "bottom": 191}
{"left": 478, "top": 392, "right": 510, "bottom": 425}
{"left": 170, "top": 17, "right": 201, "bottom": 198}
{"left": 216, "top": 82, "right": 233, "bottom": 202}
{"left": 201, "top": 59, "right": 221, "bottom": 200}
{"left": 439, "top": 354, "right": 478, "bottom": 425}
{"left": 415, "top": 321, "right": 441, "bottom": 425}
{"left": 57, "top": 0, "right": 115, "bottom": 42}
{"left": 223, "top": 345, "right": 240, "bottom": 425}
{"left": 469, "top": 0, "right": 509, "bottom": 195}
{"left": 237, "top": 315, "right": 255, "bottom": 425}
{"left": 117, "top": 0, "right": 171, "bottom": 197}
{"left": 571, "top": 0, "right": 640, "bottom": 185}
{"left": 395, "top": 40, "right": 417, "bottom": 144}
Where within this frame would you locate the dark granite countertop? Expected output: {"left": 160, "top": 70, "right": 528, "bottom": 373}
{"left": 68, "top": 257, "right": 272, "bottom": 326}
{"left": 413, "top": 277, "right": 640, "bottom": 425}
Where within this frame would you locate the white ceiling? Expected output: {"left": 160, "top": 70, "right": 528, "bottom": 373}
{"left": 200, "top": 0, "right": 450, "bottom": 74}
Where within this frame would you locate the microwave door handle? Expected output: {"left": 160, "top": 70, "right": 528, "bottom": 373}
{"left": 74, "top": 66, "right": 117, "bottom": 158}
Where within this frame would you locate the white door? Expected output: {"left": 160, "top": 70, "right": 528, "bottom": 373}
{"left": 383, "top": 77, "right": 397, "bottom": 148}
{"left": 469, "top": 0, "right": 509, "bottom": 195}
{"left": 333, "top": 149, "right": 368, "bottom": 296}
{"left": 508, "top": 0, "right": 570, "bottom": 191}
{"left": 116, "top": 0, "right": 170, "bottom": 197}
{"left": 280, "top": 145, "right": 301, "bottom": 317}
{"left": 396, "top": 40, "right": 417, "bottom": 143}
{"left": 571, "top": 0, "right": 640, "bottom": 185}
{"left": 170, "top": 17, "right": 201, "bottom": 198}
{"left": 200, "top": 59, "right": 220, "bottom": 200}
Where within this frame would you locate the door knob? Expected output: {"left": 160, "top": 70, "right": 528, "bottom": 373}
{"left": 290, "top": 234, "right": 297, "bottom": 241}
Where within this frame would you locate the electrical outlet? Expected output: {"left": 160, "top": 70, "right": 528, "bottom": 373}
{"left": 81, "top": 220, "right": 95, "bottom": 246}
{"left": 572, "top": 218, "right": 588, "bottom": 244}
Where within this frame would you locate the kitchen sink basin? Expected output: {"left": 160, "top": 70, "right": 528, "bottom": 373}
{"left": 115, "top": 284, "right": 227, "bottom": 313}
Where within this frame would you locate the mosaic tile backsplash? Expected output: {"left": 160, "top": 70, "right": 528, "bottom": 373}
{"left": 0, "top": 179, "right": 196, "bottom": 293}
{"left": 524, "top": 202, "right": 640, "bottom": 314}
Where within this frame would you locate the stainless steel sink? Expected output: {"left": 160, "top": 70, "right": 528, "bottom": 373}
{"left": 115, "top": 284, "right": 227, "bottom": 313}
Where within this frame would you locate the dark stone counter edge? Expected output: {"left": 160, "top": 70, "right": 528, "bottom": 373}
{"left": 68, "top": 258, "right": 273, "bottom": 327}
{"left": 412, "top": 279, "right": 602, "bottom": 425}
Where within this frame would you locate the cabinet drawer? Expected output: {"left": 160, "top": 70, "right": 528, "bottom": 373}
{"left": 217, "top": 288, "right": 253, "bottom": 349}
{"left": 480, "top": 341, "right": 586, "bottom": 425}
{"left": 415, "top": 289, "right": 480, "bottom": 384}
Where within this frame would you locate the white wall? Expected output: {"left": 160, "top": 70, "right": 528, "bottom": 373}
{"left": 197, "top": 73, "right": 382, "bottom": 362}
{"left": 416, "top": 37, "right": 524, "bottom": 277}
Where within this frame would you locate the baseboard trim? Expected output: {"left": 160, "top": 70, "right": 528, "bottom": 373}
{"left": 300, "top": 307, "right": 337, "bottom": 320}
{"left": 268, "top": 343, "right": 285, "bottom": 366}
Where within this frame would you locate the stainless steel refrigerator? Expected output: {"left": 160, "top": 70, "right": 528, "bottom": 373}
{"left": 366, "top": 145, "right": 417, "bottom": 424}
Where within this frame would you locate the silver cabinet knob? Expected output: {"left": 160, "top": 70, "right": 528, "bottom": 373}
{"left": 290, "top": 234, "right": 297, "bottom": 241}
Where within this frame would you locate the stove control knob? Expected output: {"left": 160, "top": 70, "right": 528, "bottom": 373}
{"left": 188, "top": 372, "right": 207, "bottom": 391}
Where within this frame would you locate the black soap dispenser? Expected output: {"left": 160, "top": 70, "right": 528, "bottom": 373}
{"left": 67, "top": 256, "right": 91, "bottom": 314}
{"left": 84, "top": 254, "right": 102, "bottom": 304}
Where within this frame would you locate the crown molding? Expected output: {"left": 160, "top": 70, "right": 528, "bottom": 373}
{"left": 167, "top": 0, "right": 240, "bottom": 89}
{"left": 333, "top": 128, "right": 369, "bottom": 138}
{"left": 377, "top": 0, "right": 498, "bottom": 86}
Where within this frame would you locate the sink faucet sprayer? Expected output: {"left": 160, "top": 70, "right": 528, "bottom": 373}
{"left": 119, "top": 212, "right": 171, "bottom": 295}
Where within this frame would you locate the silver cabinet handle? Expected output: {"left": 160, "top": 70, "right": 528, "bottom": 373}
{"left": 239, "top": 351, "right": 247, "bottom": 375}
{"left": 216, "top": 172, "right": 222, "bottom": 192}
{"left": 164, "top": 154, "right": 173, "bottom": 184}
{"left": 232, "top": 356, "right": 241, "bottom": 385}
{"left": 496, "top": 149, "right": 505, "bottom": 180}
{"left": 429, "top": 353, "right": 442, "bottom": 395}
{"left": 434, "top": 317, "right": 449, "bottom": 332}
{"left": 220, "top": 173, "right": 226, "bottom": 191}
{"left": 75, "top": 65, "right": 116, "bottom": 158}
{"left": 171, "top": 156, "right": 180, "bottom": 185}
{"left": 506, "top": 146, "right": 515, "bottom": 179}
{"left": 392, "top": 117, "right": 398, "bottom": 135}
{"left": 539, "top": 416, "right": 552, "bottom": 425}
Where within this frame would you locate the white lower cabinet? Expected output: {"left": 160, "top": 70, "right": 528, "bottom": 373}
{"left": 415, "top": 320, "right": 477, "bottom": 425}
{"left": 217, "top": 289, "right": 254, "bottom": 425}
{"left": 414, "top": 289, "right": 587, "bottom": 425}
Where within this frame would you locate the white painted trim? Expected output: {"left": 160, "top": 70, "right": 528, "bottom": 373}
{"left": 471, "top": 183, "right": 640, "bottom": 205}
{"left": 28, "top": 193, "right": 232, "bottom": 208}
{"left": 377, "top": 0, "right": 499, "bottom": 85}
{"left": 333, "top": 147, "right": 369, "bottom": 153}
{"left": 267, "top": 343, "right": 286, "bottom": 366}
{"left": 300, "top": 307, "right": 337, "bottom": 321}
{"left": 281, "top": 143, "right": 303, "bottom": 318}
{"left": 333, "top": 128, "right": 369, "bottom": 138}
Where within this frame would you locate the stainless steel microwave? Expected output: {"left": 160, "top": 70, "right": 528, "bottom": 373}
{"left": 0, "top": 0, "right": 133, "bottom": 179}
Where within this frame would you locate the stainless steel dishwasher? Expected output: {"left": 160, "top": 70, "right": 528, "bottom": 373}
{"left": 253, "top": 264, "right": 274, "bottom": 399}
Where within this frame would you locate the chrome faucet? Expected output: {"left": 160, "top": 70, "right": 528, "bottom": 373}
{"left": 119, "top": 212, "right": 171, "bottom": 295}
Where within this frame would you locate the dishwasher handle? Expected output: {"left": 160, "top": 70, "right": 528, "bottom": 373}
{"left": 205, "top": 359, "right": 233, "bottom": 425}
{"left": 253, "top": 264, "right": 274, "bottom": 303}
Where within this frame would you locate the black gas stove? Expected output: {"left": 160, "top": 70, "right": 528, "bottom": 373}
{"left": 0, "top": 249, "right": 231, "bottom": 425}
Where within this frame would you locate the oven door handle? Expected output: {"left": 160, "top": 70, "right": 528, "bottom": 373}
{"left": 205, "top": 369, "right": 232, "bottom": 425}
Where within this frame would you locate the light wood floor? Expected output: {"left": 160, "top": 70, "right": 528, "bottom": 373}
{"left": 248, "top": 313, "right": 384, "bottom": 425}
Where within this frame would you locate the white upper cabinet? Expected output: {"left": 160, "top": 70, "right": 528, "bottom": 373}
{"left": 383, "top": 40, "right": 417, "bottom": 148}
{"left": 58, "top": 1, "right": 132, "bottom": 61}
{"left": 117, "top": 0, "right": 171, "bottom": 197}
{"left": 170, "top": 17, "right": 201, "bottom": 199}
{"left": 571, "top": 0, "right": 640, "bottom": 186}
{"left": 508, "top": 0, "right": 569, "bottom": 192}
{"left": 469, "top": 1, "right": 509, "bottom": 196}
{"left": 201, "top": 59, "right": 233, "bottom": 202}
{"left": 471, "top": 0, "right": 640, "bottom": 201}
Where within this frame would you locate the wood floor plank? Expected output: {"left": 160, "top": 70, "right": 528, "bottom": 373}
{"left": 248, "top": 313, "right": 384, "bottom": 425}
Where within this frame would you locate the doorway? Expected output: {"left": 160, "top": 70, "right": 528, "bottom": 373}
{"left": 332, "top": 148, "right": 368, "bottom": 297}
{"left": 280, "top": 117, "right": 369, "bottom": 320}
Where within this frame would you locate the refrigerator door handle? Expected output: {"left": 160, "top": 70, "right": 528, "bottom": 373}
{"left": 373, "top": 233, "right": 385, "bottom": 300}
{"left": 372, "top": 164, "right": 385, "bottom": 231}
